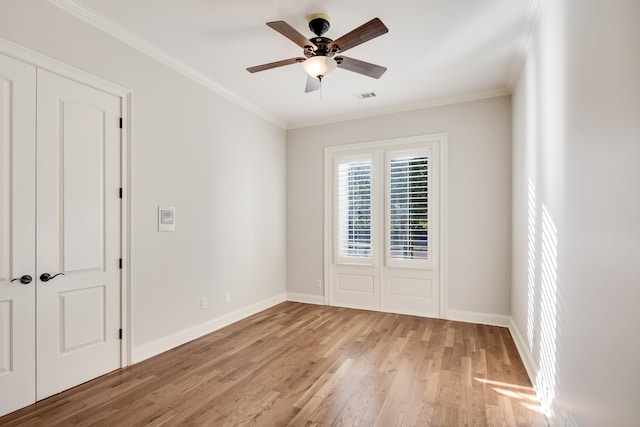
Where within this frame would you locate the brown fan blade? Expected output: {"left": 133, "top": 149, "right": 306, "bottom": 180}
{"left": 335, "top": 56, "right": 387, "bottom": 79}
{"left": 247, "top": 57, "right": 306, "bottom": 73}
{"left": 267, "top": 21, "right": 318, "bottom": 51}
{"left": 305, "top": 75, "right": 320, "bottom": 93}
{"left": 328, "top": 18, "right": 388, "bottom": 53}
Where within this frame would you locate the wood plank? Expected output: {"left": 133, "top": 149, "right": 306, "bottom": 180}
{"left": 0, "top": 302, "right": 547, "bottom": 426}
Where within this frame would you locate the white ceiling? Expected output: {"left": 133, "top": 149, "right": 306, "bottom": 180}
{"left": 67, "top": 0, "right": 533, "bottom": 128}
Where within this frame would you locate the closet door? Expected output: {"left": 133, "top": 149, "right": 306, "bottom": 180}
{"left": 36, "top": 69, "right": 122, "bottom": 400}
{"left": 0, "top": 54, "right": 37, "bottom": 416}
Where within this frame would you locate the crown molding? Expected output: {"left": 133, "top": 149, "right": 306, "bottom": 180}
{"left": 287, "top": 88, "right": 510, "bottom": 130}
{"left": 48, "top": 0, "right": 287, "bottom": 129}
{"left": 49, "top": 0, "right": 532, "bottom": 131}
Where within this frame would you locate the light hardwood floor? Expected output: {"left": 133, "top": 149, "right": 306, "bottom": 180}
{"left": 1, "top": 302, "right": 547, "bottom": 426}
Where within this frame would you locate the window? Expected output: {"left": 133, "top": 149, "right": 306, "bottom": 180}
{"left": 332, "top": 144, "right": 434, "bottom": 269}
{"left": 337, "top": 160, "right": 372, "bottom": 258}
{"left": 388, "top": 153, "right": 429, "bottom": 263}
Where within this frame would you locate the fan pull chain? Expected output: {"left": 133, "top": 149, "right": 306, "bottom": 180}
{"left": 319, "top": 76, "right": 323, "bottom": 99}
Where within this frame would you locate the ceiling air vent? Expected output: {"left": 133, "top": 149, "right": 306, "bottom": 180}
{"left": 355, "top": 91, "right": 377, "bottom": 100}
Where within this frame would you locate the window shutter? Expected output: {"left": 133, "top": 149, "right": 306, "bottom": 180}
{"left": 337, "top": 161, "right": 372, "bottom": 258}
{"left": 389, "top": 156, "right": 428, "bottom": 260}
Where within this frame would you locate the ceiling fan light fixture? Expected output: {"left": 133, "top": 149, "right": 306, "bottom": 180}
{"left": 248, "top": 17, "right": 389, "bottom": 93}
{"left": 303, "top": 56, "right": 337, "bottom": 80}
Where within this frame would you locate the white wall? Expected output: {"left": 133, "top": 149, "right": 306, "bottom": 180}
{"left": 287, "top": 96, "right": 513, "bottom": 318}
{"left": 0, "top": 1, "right": 286, "bottom": 360}
{"left": 511, "top": 1, "right": 640, "bottom": 425}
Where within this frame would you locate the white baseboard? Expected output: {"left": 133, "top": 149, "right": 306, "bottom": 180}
{"left": 508, "top": 317, "right": 538, "bottom": 386}
{"left": 446, "top": 309, "right": 511, "bottom": 327}
{"left": 286, "top": 292, "right": 325, "bottom": 305}
{"left": 508, "top": 319, "right": 572, "bottom": 427}
{"left": 132, "top": 293, "right": 287, "bottom": 363}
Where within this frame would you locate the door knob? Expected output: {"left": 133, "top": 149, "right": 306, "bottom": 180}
{"left": 40, "top": 272, "right": 65, "bottom": 282}
{"left": 11, "top": 275, "right": 33, "bottom": 285}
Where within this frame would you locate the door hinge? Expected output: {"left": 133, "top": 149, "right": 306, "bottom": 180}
{"left": 119, "top": 328, "right": 123, "bottom": 340}
{"left": 119, "top": 187, "right": 123, "bottom": 199}
{"left": 119, "top": 117, "right": 123, "bottom": 129}
{"left": 119, "top": 258, "right": 123, "bottom": 269}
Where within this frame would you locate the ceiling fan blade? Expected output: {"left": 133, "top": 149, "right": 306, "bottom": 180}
{"left": 267, "top": 21, "right": 318, "bottom": 51}
{"left": 335, "top": 56, "right": 387, "bottom": 79}
{"left": 247, "top": 57, "right": 306, "bottom": 73}
{"left": 305, "top": 75, "right": 320, "bottom": 93}
{"left": 328, "top": 18, "right": 388, "bottom": 53}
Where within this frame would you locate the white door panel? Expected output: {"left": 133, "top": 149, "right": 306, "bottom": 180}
{"left": 0, "top": 54, "right": 37, "bottom": 416}
{"left": 36, "top": 69, "right": 121, "bottom": 400}
{"left": 382, "top": 270, "right": 438, "bottom": 317}
{"left": 332, "top": 266, "right": 380, "bottom": 309}
{"left": 62, "top": 101, "right": 106, "bottom": 272}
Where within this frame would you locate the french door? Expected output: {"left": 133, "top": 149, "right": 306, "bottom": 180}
{"left": 0, "top": 54, "right": 122, "bottom": 415}
{"left": 325, "top": 135, "right": 445, "bottom": 318}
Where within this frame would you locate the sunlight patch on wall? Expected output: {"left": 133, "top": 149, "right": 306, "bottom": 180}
{"left": 536, "top": 205, "right": 558, "bottom": 415}
{"left": 526, "top": 179, "right": 537, "bottom": 350}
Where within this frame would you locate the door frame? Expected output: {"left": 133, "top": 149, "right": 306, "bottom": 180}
{"left": 0, "top": 37, "right": 132, "bottom": 366}
{"left": 323, "top": 133, "right": 448, "bottom": 318}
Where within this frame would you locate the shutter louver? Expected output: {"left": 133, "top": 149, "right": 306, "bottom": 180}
{"left": 337, "top": 161, "right": 372, "bottom": 258}
{"left": 389, "top": 156, "right": 428, "bottom": 260}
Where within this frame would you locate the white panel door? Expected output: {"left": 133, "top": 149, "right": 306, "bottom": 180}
{"left": 36, "top": 69, "right": 121, "bottom": 400}
{"left": 330, "top": 151, "right": 380, "bottom": 309}
{"left": 0, "top": 53, "right": 37, "bottom": 416}
{"left": 329, "top": 152, "right": 381, "bottom": 310}
{"left": 382, "top": 146, "right": 440, "bottom": 317}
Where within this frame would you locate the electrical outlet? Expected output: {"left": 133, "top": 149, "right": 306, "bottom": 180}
{"left": 200, "top": 298, "right": 207, "bottom": 310}
{"left": 316, "top": 279, "right": 322, "bottom": 288}
{"left": 225, "top": 292, "right": 231, "bottom": 304}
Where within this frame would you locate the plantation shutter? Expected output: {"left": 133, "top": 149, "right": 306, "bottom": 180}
{"left": 337, "top": 160, "right": 372, "bottom": 259}
{"left": 388, "top": 154, "right": 429, "bottom": 261}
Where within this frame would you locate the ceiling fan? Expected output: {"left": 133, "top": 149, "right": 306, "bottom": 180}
{"left": 247, "top": 14, "right": 389, "bottom": 93}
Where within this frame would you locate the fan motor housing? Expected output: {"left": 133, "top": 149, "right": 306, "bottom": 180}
{"left": 308, "top": 13, "right": 330, "bottom": 36}
{"left": 304, "top": 36, "right": 336, "bottom": 58}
